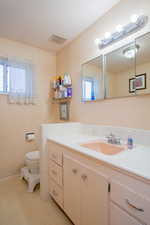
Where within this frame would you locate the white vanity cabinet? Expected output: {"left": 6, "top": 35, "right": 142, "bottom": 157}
{"left": 47, "top": 140, "right": 150, "bottom": 225}
{"left": 63, "top": 155, "right": 109, "bottom": 225}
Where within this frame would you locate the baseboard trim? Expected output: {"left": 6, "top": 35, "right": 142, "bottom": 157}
{"left": 0, "top": 173, "right": 19, "bottom": 182}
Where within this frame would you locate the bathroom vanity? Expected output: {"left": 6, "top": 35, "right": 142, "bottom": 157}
{"left": 40, "top": 123, "right": 150, "bottom": 225}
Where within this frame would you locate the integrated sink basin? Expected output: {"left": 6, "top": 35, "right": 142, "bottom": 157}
{"left": 81, "top": 141, "right": 125, "bottom": 155}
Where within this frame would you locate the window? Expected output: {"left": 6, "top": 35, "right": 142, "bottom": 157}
{"left": 0, "top": 62, "right": 26, "bottom": 94}
{"left": 82, "top": 78, "right": 95, "bottom": 101}
{"left": 0, "top": 64, "right": 4, "bottom": 92}
{"left": 7, "top": 66, "right": 26, "bottom": 93}
{"left": 0, "top": 58, "right": 34, "bottom": 104}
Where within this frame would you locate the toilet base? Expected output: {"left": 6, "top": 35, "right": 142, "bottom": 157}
{"left": 20, "top": 167, "right": 40, "bottom": 192}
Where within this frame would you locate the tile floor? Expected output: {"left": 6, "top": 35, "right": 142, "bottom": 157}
{"left": 0, "top": 176, "right": 72, "bottom": 225}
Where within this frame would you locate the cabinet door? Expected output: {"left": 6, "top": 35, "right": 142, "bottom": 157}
{"left": 80, "top": 164, "right": 109, "bottom": 225}
{"left": 64, "top": 155, "right": 81, "bottom": 225}
{"left": 110, "top": 203, "right": 143, "bottom": 225}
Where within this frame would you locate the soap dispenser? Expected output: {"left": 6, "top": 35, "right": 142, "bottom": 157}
{"left": 127, "top": 135, "right": 133, "bottom": 149}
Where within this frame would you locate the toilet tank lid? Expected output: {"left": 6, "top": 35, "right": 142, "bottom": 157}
{"left": 25, "top": 151, "right": 40, "bottom": 160}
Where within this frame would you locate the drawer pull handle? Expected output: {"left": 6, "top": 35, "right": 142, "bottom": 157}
{"left": 81, "top": 174, "right": 87, "bottom": 181}
{"left": 126, "top": 199, "right": 144, "bottom": 212}
{"left": 72, "top": 169, "right": 77, "bottom": 174}
{"left": 51, "top": 170, "right": 57, "bottom": 176}
{"left": 52, "top": 190, "right": 58, "bottom": 197}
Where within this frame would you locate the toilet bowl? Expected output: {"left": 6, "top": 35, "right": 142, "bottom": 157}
{"left": 21, "top": 151, "right": 40, "bottom": 192}
{"left": 25, "top": 151, "right": 40, "bottom": 174}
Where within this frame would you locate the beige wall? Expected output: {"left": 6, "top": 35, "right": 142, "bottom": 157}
{"left": 56, "top": 0, "right": 150, "bottom": 129}
{"left": 0, "top": 38, "right": 56, "bottom": 178}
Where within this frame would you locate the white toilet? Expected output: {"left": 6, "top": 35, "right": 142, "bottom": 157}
{"left": 25, "top": 151, "right": 40, "bottom": 174}
{"left": 21, "top": 151, "right": 40, "bottom": 192}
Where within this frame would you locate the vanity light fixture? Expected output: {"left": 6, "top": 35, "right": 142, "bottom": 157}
{"left": 95, "top": 15, "right": 148, "bottom": 49}
{"left": 123, "top": 44, "right": 140, "bottom": 59}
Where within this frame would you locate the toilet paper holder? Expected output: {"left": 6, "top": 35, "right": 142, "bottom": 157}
{"left": 25, "top": 132, "right": 35, "bottom": 141}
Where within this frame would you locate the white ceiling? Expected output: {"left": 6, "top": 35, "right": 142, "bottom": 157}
{"left": 0, "top": 0, "right": 120, "bottom": 52}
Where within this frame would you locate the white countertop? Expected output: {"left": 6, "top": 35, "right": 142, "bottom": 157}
{"left": 47, "top": 134, "right": 150, "bottom": 182}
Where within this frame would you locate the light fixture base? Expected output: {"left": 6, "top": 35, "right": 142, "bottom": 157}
{"left": 98, "top": 15, "right": 148, "bottom": 49}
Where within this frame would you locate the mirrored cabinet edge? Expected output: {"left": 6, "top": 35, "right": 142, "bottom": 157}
{"left": 81, "top": 31, "right": 150, "bottom": 102}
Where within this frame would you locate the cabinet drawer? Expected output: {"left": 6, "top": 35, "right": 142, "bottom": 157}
{"left": 49, "top": 180, "right": 63, "bottom": 208}
{"left": 111, "top": 180, "right": 150, "bottom": 224}
{"left": 110, "top": 203, "right": 143, "bottom": 225}
{"left": 49, "top": 160, "right": 63, "bottom": 187}
{"left": 49, "top": 143, "right": 63, "bottom": 166}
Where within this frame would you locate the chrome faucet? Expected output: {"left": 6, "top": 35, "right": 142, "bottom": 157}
{"left": 106, "top": 133, "right": 121, "bottom": 145}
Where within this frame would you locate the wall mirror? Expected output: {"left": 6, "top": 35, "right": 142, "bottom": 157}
{"left": 135, "top": 32, "right": 150, "bottom": 95}
{"left": 81, "top": 56, "right": 104, "bottom": 101}
{"left": 104, "top": 42, "right": 136, "bottom": 99}
{"left": 81, "top": 32, "right": 150, "bottom": 101}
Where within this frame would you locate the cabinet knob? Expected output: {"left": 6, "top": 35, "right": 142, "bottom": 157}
{"left": 81, "top": 174, "right": 87, "bottom": 181}
{"left": 72, "top": 168, "right": 77, "bottom": 174}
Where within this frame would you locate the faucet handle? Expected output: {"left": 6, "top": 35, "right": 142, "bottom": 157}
{"left": 106, "top": 133, "right": 113, "bottom": 143}
{"left": 106, "top": 133, "right": 113, "bottom": 138}
{"left": 109, "top": 132, "right": 114, "bottom": 137}
{"left": 115, "top": 137, "right": 121, "bottom": 145}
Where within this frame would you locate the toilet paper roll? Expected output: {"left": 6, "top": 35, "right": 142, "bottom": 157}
{"left": 26, "top": 133, "right": 35, "bottom": 141}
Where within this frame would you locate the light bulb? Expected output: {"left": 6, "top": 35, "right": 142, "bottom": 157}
{"left": 104, "top": 32, "right": 111, "bottom": 39}
{"left": 94, "top": 38, "right": 101, "bottom": 45}
{"left": 130, "top": 14, "right": 139, "bottom": 23}
{"left": 123, "top": 45, "right": 140, "bottom": 59}
{"left": 116, "top": 25, "right": 123, "bottom": 32}
{"left": 124, "top": 49, "right": 135, "bottom": 58}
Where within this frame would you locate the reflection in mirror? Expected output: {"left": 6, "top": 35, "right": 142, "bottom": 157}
{"left": 105, "top": 42, "right": 136, "bottom": 98}
{"left": 81, "top": 56, "right": 104, "bottom": 101}
{"left": 135, "top": 32, "right": 150, "bottom": 95}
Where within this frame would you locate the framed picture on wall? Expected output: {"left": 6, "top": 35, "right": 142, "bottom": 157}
{"left": 129, "top": 73, "right": 146, "bottom": 93}
{"left": 59, "top": 102, "right": 69, "bottom": 120}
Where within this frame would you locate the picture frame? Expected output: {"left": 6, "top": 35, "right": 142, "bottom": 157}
{"left": 129, "top": 73, "right": 146, "bottom": 93}
{"left": 59, "top": 102, "right": 69, "bottom": 120}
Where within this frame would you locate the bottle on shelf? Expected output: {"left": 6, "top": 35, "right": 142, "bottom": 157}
{"left": 63, "top": 73, "right": 72, "bottom": 86}
{"left": 67, "top": 74, "right": 72, "bottom": 85}
{"left": 58, "top": 76, "right": 62, "bottom": 85}
{"left": 52, "top": 73, "right": 72, "bottom": 100}
{"left": 67, "top": 87, "right": 72, "bottom": 98}
{"left": 54, "top": 89, "right": 58, "bottom": 99}
{"left": 64, "top": 88, "right": 68, "bottom": 98}
{"left": 52, "top": 76, "right": 57, "bottom": 89}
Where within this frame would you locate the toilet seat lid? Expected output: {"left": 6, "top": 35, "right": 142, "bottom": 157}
{"left": 25, "top": 151, "right": 40, "bottom": 161}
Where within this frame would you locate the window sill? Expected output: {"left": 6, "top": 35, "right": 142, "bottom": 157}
{"left": 0, "top": 92, "right": 8, "bottom": 95}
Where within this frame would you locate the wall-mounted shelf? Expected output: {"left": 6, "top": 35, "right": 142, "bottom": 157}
{"left": 51, "top": 74, "right": 72, "bottom": 105}
{"left": 51, "top": 75, "right": 72, "bottom": 103}
{"left": 52, "top": 84, "right": 72, "bottom": 90}
{"left": 52, "top": 97, "right": 71, "bottom": 104}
